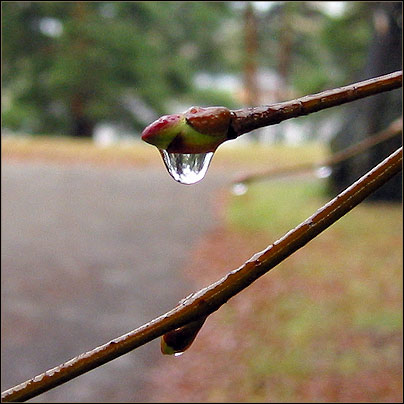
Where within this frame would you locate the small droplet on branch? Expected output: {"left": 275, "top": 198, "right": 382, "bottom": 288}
{"left": 231, "top": 182, "right": 249, "bottom": 195}
{"left": 160, "top": 317, "right": 207, "bottom": 356}
{"left": 315, "top": 166, "right": 332, "bottom": 178}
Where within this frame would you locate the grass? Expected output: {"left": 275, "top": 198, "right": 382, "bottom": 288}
{"left": 226, "top": 178, "right": 327, "bottom": 237}
{"left": 222, "top": 179, "right": 402, "bottom": 402}
{"left": 1, "top": 135, "right": 158, "bottom": 167}
{"left": 2, "top": 134, "right": 326, "bottom": 171}
{"left": 212, "top": 141, "right": 326, "bottom": 170}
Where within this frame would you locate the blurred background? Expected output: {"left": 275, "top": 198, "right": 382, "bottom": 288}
{"left": 2, "top": 1, "right": 402, "bottom": 403}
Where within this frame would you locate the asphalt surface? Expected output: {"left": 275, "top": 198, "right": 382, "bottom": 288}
{"left": 1, "top": 160, "right": 229, "bottom": 402}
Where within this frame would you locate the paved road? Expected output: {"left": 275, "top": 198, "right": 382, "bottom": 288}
{"left": 1, "top": 161, "right": 229, "bottom": 402}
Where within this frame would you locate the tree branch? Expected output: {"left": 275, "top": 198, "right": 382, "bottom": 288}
{"left": 2, "top": 146, "right": 402, "bottom": 402}
{"left": 141, "top": 72, "right": 402, "bottom": 154}
{"left": 227, "top": 70, "right": 402, "bottom": 138}
{"left": 233, "top": 116, "right": 403, "bottom": 185}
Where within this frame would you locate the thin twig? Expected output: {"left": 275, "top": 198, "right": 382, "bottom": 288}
{"left": 233, "top": 116, "right": 403, "bottom": 184}
{"left": 2, "top": 146, "right": 402, "bottom": 403}
{"left": 141, "top": 72, "right": 401, "bottom": 154}
{"left": 227, "top": 71, "right": 402, "bottom": 138}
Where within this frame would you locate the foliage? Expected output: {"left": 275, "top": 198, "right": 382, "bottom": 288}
{"left": 2, "top": 2, "right": 235, "bottom": 136}
{"left": 2, "top": 1, "right": 375, "bottom": 138}
{"left": 255, "top": 2, "right": 373, "bottom": 94}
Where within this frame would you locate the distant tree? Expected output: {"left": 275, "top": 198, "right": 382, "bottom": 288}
{"left": 2, "top": 2, "right": 235, "bottom": 137}
{"left": 254, "top": 2, "right": 373, "bottom": 96}
{"left": 329, "top": 2, "right": 402, "bottom": 201}
{"left": 238, "top": 1, "right": 375, "bottom": 144}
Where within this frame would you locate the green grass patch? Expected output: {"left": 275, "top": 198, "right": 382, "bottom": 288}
{"left": 214, "top": 141, "right": 327, "bottom": 170}
{"left": 226, "top": 178, "right": 328, "bottom": 237}
{"left": 219, "top": 170, "right": 402, "bottom": 402}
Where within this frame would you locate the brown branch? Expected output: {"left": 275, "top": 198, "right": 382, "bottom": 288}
{"left": 141, "top": 72, "right": 402, "bottom": 154}
{"left": 234, "top": 116, "right": 403, "bottom": 185}
{"left": 227, "top": 71, "right": 402, "bottom": 138}
{"left": 2, "top": 146, "right": 402, "bottom": 402}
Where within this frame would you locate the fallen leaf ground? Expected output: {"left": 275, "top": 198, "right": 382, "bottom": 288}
{"left": 148, "top": 180, "right": 403, "bottom": 403}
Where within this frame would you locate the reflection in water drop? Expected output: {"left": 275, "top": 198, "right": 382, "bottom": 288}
{"left": 159, "top": 150, "right": 214, "bottom": 185}
{"left": 315, "top": 166, "right": 332, "bottom": 178}
{"left": 174, "top": 352, "right": 184, "bottom": 357}
{"left": 231, "top": 182, "right": 248, "bottom": 196}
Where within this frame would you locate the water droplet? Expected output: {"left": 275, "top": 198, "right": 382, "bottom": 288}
{"left": 174, "top": 352, "right": 184, "bottom": 357}
{"left": 231, "top": 182, "right": 248, "bottom": 195}
{"left": 315, "top": 166, "right": 332, "bottom": 178}
{"left": 159, "top": 150, "right": 214, "bottom": 185}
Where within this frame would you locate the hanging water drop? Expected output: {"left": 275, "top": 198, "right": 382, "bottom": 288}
{"left": 231, "top": 182, "right": 248, "bottom": 196}
{"left": 161, "top": 316, "right": 207, "bottom": 356}
{"left": 159, "top": 150, "right": 214, "bottom": 185}
{"left": 315, "top": 166, "right": 332, "bottom": 178}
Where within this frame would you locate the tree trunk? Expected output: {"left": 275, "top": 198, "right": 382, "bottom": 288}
{"left": 329, "top": 2, "right": 402, "bottom": 202}
{"left": 70, "top": 92, "right": 94, "bottom": 138}
{"left": 243, "top": 2, "right": 261, "bottom": 142}
{"left": 277, "top": 2, "right": 293, "bottom": 98}
{"left": 69, "top": 2, "right": 94, "bottom": 138}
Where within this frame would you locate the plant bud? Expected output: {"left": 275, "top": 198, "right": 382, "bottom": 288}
{"left": 141, "top": 114, "right": 184, "bottom": 151}
{"left": 184, "top": 106, "right": 231, "bottom": 135}
{"left": 141, "top": 106, "right": 231, "bottom": 153}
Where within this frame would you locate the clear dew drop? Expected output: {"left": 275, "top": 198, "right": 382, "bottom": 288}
{"left": 159, "top": 150, "right": 214, "bottom": 185}
{"left": 315, "top": 166, "right": 332, "bottom": 179}
{"left": 231, "top": 182, "right": 248, "bottom": 196}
